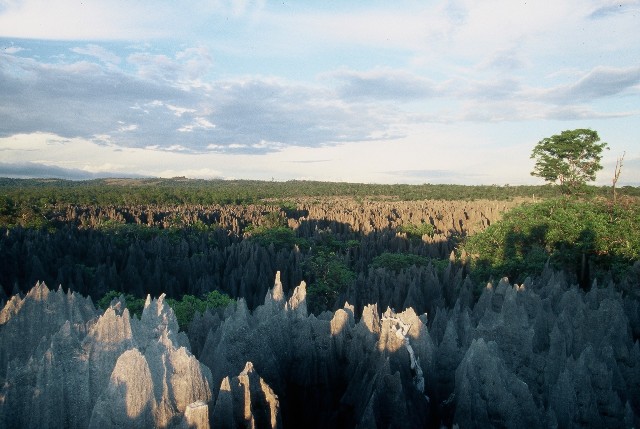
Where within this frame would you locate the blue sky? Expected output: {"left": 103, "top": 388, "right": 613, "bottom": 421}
{"left": 0, "top": 0, "right": 639, "bottom": 185}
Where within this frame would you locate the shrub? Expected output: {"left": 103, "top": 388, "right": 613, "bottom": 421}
{"left": 306, "top": 251, "right": 355, "bottom": 313}
{"left": 370, "top": 252, "right": 429, "bottom": 272}
{"left": 97, "top": 290, "right": 146, "bottom": 318}
{"left": 98, "top": 289, "right": 233, "bottom": 330}
{"left": 462, "top": 198, "right": 640, "bottom": 286}
{"left": 167, "top": 290, "right": 233, "bottom": 329}
{"left": 246, "top": 225, "right": 302, "bottom": 249}
{"left": 398, "top": 222, "right": 435, "bottom": 240}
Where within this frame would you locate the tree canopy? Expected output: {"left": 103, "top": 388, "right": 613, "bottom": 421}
{"left": 530, "top": 129, "right": 608, "bottom": 194}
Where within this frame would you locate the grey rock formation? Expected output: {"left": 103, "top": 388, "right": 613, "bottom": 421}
{"left": 87, "top": 295, "right": 213, "bottom": 428}
{"left": 2, "top": 266, "right": 640, "bottom": 428}
{"left": 0, "top": 284, "right": 212, "bottom": 429}
{"left": 96, "top": 268, "right": 640, "bottom": 427}
{"left": 0, "top": 282, "right": 97, "bottom": 380}
{"left": 211, "top": 362, "right": 281, "bottom": 429}
{"left": 182, "top": 401, "right": 210, "bottom": 429}
{"left": 196, "top": 272, "right": 432, "bottom": 428}
{"left": 454, "top": 338, "right": 542, "bottom": 428}
{"left": 89, "top": 348, "right": 157, "bottom": 428}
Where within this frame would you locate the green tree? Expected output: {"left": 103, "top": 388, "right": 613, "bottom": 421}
{"left": 461, "top": 198, "right": 640, "bottom": 287}
{"left": 167, "top": 290, "right": 233, "bottom": 329}
{"left": 370, "top": 252, "right": 429, "bottom": 272}
{"left": 97, "top": 291, "right": 146, "bottom": 318}
{"left": 306, "top": 251, "right": 355, "bottom": 313}
{"left": 531, "top": 129, "right": 608, "bottom": 194}
{"left": 398, "top": 221, "right": 435, "bottom": 240}
{"left": 99, "top": 289, "right": 232, "bottom": 330}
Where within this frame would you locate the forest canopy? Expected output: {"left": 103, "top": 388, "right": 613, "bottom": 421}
{"left": 1, "top": 177, "right": 639, "bottom": 317}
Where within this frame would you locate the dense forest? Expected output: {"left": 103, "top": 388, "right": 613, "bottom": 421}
{"left": 0, "top": 179, "right": 539, "bottom": 305}
{"left": 1, "top": 178, "right": 639, "bottom": 428}
{"left": 1, "top": 179, "right": 638, "bottom": 307}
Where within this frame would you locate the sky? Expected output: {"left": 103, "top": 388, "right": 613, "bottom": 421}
{"left": 0, "top": 0, "right": 639, "bottom": 185}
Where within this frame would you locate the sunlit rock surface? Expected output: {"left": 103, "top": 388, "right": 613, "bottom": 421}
{"left": 0, "top": 284, "right": 211, "bottom": 429}
{"left": 211, "top": 362, "right": 281, "bottom": 429}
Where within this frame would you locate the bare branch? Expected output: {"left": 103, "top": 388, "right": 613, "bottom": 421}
{"left": 612, "top": 151, "right": 625, "bottom": 204}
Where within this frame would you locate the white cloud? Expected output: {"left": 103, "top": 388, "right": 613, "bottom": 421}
{"left": 221, "top": 0, "right": 266, "bottom": 18}
{"left": 542, "top": 105, "right": 638, "bottom": 121}
{"left": 1, "top": 1, "right": 639, "bottom": 184}
{"left": 328, "top": 68, "right": 442, "bottom": 101}
{"left": 477, "top": 47, "right": 529, "bottom": 71}
{"left": 167, "top": 105, "right": 196, "bottom": 117}
{"left": 265, "top": 6, "right": 445, "bottom": 55}
{"left": 0, "top": 0, "right": 169, "bottom": 40}
{"left": 126, "top": 47, "right": 213, "bottom": 89}
{"left": 2, "top": 121, "right": 639, "bottom": 185}
{"left": 2, "top": 36, "right": 638, "bottom": 154}
{"left": 2, "top": 46, "right": 23, "bottom": 54}
{"left": 588, "top": 0, "right": 640, "bottom": 19}
{"left": 117, "top": 124, "right": 138, "bottom": 132}
{"left": 542, "top": 65, "right": 640, "bottom": 103}
{"left": 0, "top": 0, "right": 271, "bottom": 41}
{"left": 81, "top": 162, "right": 126, "bottom": 173}
{"left": 70, "top": 44, "right": 121, "bottom": 64}
{"left": 178, "top": 117, "right": 215, "bottom": 133}
{"left": 166, "top": 145, "right": 188, "bottom": 152}
{"left": 155, "top": 168, "right": 223, "bottom": 179}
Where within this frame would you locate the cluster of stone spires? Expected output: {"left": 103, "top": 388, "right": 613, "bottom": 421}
{"left": 1, "top": 267, "right": 639, "bottom": 428}
{"left": 1, "top": 197, "right": 517, "bottom": 311}
{"left": 0, "top": 282, "right": 212, "bottom": 428}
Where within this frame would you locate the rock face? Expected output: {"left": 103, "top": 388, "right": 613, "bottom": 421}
{"left": 0, "top": 283, "right": 212, "bottom": 429}
{"left": 197, "top": 274, "right": 433, "bottom": 428}
{"left": 454, "top": 338, "right": 541, "bottom": 428}
{"left": 192, "top": 270, "right": 640, "bottom": 428}
{"left": 89, "top": 348, "right": 157, "bottom": 428}
{"left": 2, "top": 268, "right": 640, "bottom": 428}
{"left": 0, "top": 282, "right": 97, "bottom": 381}
{"left": 183, "top": 401, "right": 210, "bottom": 429}
{"left": 212, "top": 362, "right": 282, "bottom": 429}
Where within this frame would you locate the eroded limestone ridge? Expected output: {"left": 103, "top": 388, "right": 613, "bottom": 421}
{"left": 0, "top": 283, "right": 212, "bottom": 429}
{"left": 1, "top": 268, "right": 640, "bottom": 428}
{"left": 190, "top": 269, "right": 640, "bottom": 428}
{"left": 212, "top": 361, "right": 282, "bottom": 429}
{"left": 194, "top": 272, "right": 433, "bottom": 428}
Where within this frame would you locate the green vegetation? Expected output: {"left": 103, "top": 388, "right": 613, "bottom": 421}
{"left": 166, "top": 291, "right": 233, "bottom": 329}
{"left": 397, "top": 221, "right": 435, "bottom": 240}
{"left": 245, "top": 211, "right": 306, "bottom": 249}
{"left": 2, "top": 175, "right": 639, "bottom": 315}
{"left": 97, "top": 291, "right": 146, "bottom": 318}
{"left": 97, "top": 289, "right": 232, "bottom": 330}
{"left": 306, "top": 250, "right": 355, "bottom": 314}
{"left": 2, "top": 177, "right": 638, "bottom": 230}
{"left": 461, "top": 198, "right": 640, "bottom": 287}
{"left": 531, "top": 129, "right": 608, "bottom": 194}
{"left": 369, "top": 252, "right": 450, "bottom": 274}
{"left": 3, "top": 177, "right": 636, "bottom": 217}
{"left": 246, "top": 226, "right": 303, "bottom": 249}
{"left": 304, "top": 229, "right": 359, "bottom": 313}
{"left": 93, "top": 221, "right": 223, "bottom": 249}
{"left": 370, "top": 252, "right": 429, "bottom": 272}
